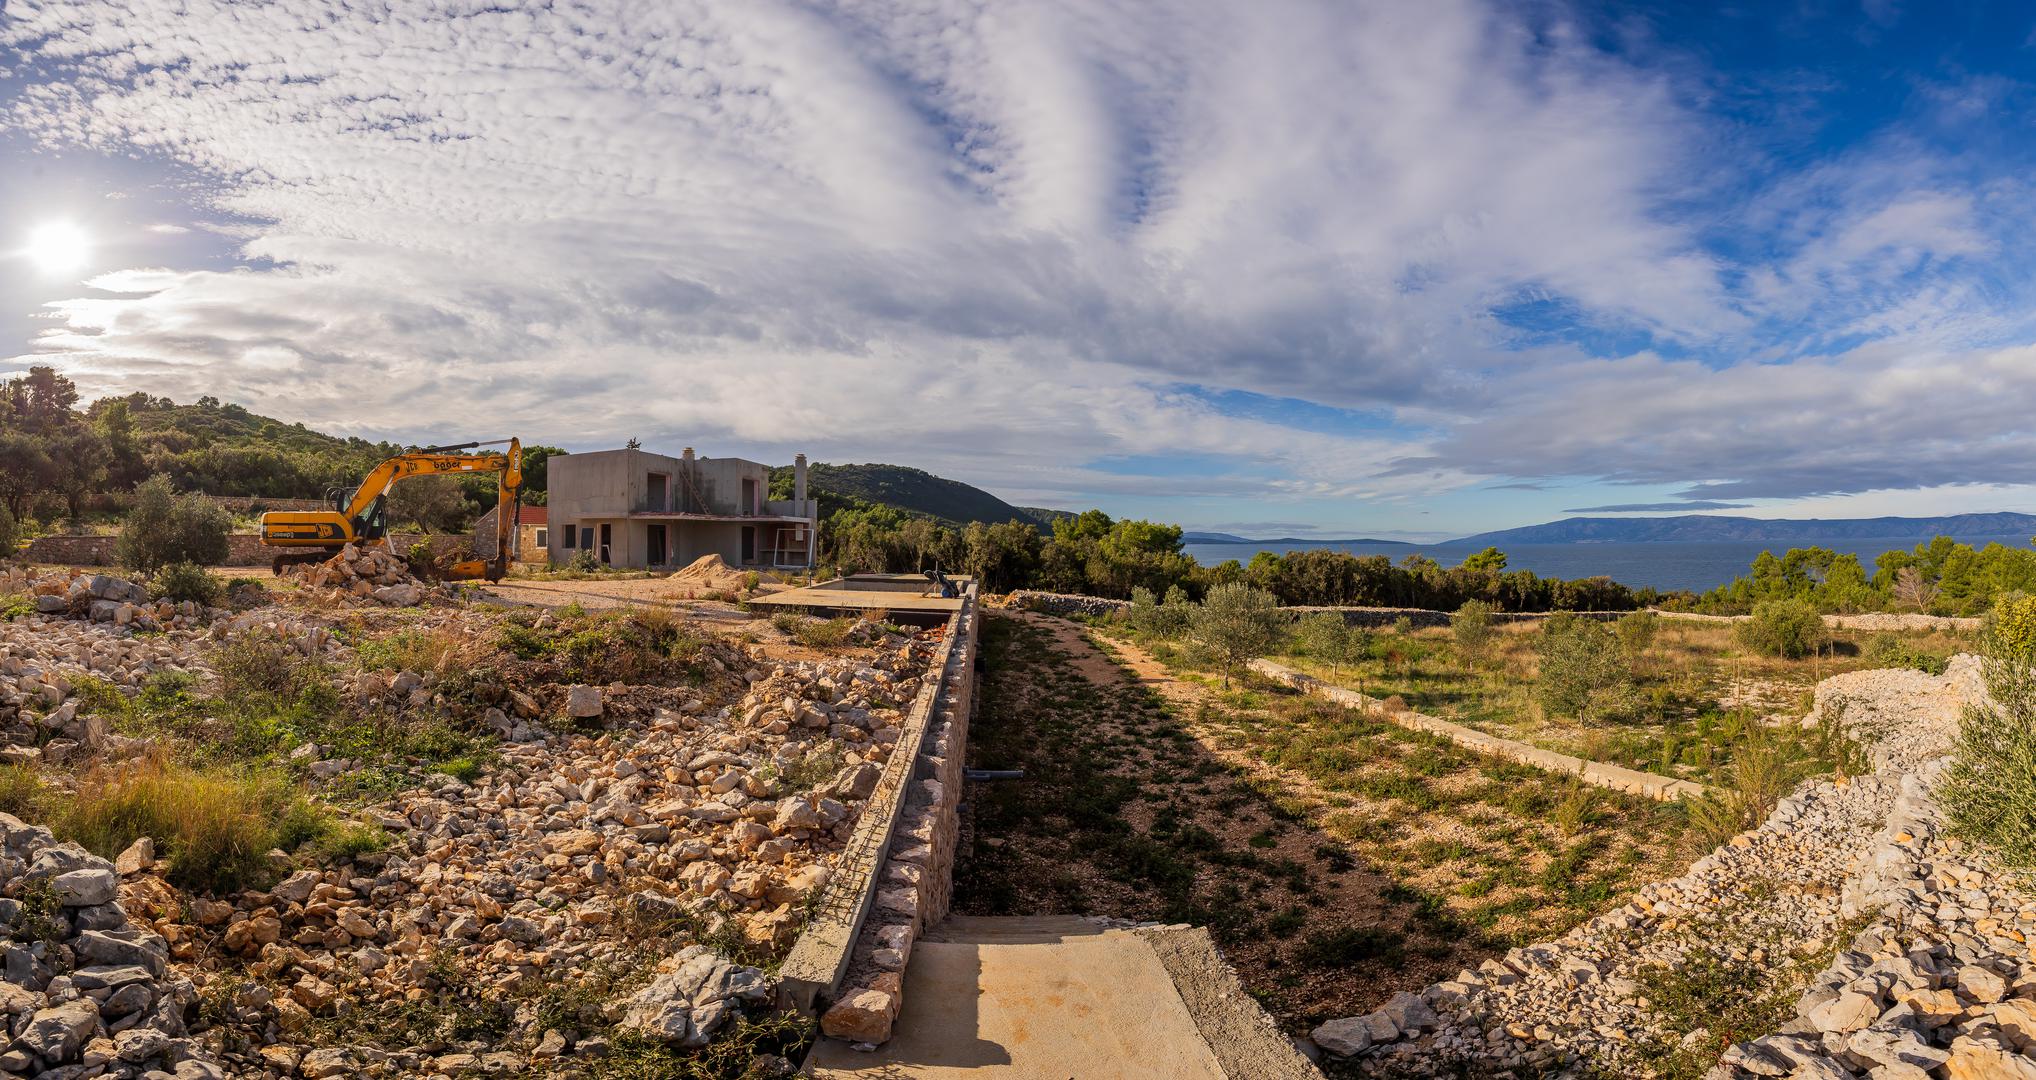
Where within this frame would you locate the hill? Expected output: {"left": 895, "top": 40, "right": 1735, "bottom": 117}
{"left": 1452, "top": 512, "right": 2036, "bottom": 546}
{"left": 776, "top": 462, "right": 1064, "bottom": 530}
{"left": 1183, "top": 531, "right": 1412, "bottom": 546}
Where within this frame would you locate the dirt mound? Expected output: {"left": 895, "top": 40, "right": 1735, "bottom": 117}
{"left": 286, "top": 543, "right": 436, "bottom": 606}
{"left": 668, "top": 553, "right": 747, "bottom": 598}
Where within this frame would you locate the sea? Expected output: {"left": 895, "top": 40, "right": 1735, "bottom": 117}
{"left": 1180, "top": 535, "right": 2036, "bottom": 595}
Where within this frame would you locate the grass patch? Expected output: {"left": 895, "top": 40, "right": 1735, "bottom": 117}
{"left": 55, "top": 756, "right": 344, "bottom": 894}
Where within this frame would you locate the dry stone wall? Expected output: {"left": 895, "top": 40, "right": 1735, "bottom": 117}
{"left": 1250, "top": 659, "right": 1706, "bottom": 801}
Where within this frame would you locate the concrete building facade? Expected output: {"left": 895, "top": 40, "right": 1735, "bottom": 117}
{"left": 544, "top": 447, "right": 817, "bottom": 570}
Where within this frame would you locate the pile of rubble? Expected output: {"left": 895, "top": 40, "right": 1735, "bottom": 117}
{"left": 1314, "top": 651, "right": 2036, "bottom": 1079}
{"left": 4, "top": 568, "right": 216, "bottom": 632}
{"left": 160, "top": 630, "right": 936, "bottom": 1074}
{"left": 0, "top": 813, "right": 221, "bottom": 1079}
{"left": 1714, "top": 770, "right": 2036, "bottom": 1078}
{"left": 283, "top": 546, "right": 436, "bottom": 607}
{"left": 0, "top": 617, "right": 211, "bottom": 767}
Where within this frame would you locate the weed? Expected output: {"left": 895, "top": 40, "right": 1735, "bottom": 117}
{"left": 56, "top": 756, "right": 339, "bottom": 894}
{"left": 0, "top": 763, "right": 49, "bottom": 818}
{"left": 1296, "top": 925, "right": 1404, "bottom": 967}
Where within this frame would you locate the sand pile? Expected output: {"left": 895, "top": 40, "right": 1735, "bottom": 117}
{"left": 668, "top": 553, "right": 748, "bottom": 598}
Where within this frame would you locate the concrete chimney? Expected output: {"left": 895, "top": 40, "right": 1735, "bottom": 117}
{"left": 682, "top": 447, "right": 694, "bottom": 462}
{"left": 794, "top": 453, "right": 808, "bottom": 504}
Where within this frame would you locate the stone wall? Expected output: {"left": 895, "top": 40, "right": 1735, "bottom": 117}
{"left": 779, "top": 585, "right": 978, "bottom": 1035}
{"left": 814, "top": 585, "right": 980, "bottom": 1043}
{"left": 1250, "top": 659, "right": 1706, "bottom": 802}
{"left": 1007, "top": 591, "right": 1634, "bottom": 626}
{"left": 22, "top": 532, "right": 470, "bottom": 568}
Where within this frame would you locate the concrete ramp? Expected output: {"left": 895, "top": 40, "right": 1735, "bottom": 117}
{"left": 806, "top": 917, "right": 1319, "bottom": 1080}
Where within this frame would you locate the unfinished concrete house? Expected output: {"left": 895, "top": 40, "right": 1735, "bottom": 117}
{"left": 544, "top": 447, "right": 817, "bottom": 570}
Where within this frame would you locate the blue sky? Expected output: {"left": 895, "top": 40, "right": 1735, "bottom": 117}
{"left": 4, "top": 0, "right": 2036, "bottom": 541}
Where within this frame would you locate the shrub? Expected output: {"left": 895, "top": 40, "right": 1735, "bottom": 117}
{"left": 1686, "top": 726, "right": 1815, "bottom": 848}
{"left": 57, "top": 758, "right": 335, "bottom": 893}
{"left": 151, "top": 561, "right": 221, "bottom": 606}
{"left": 1536, "top": 616, "right": 1632, "bottom": 721}
{"left": 1452, "top": 600, "right": 1495, "bottom": 665}
{"left": 0, "top": 764, "right": 48, "bottom": 818}
{"left": 1191, "top": 583, "right": 1286, "bottom": 688}
{"left": 1993, "top": 594, "right": 2036, "bottom": 657}
{"left": 0, "top": 506, "right": 17, "bottom": 560}
{"left": 1615, "top": 610, "right": 1659, "bottom": 661}
{"left": 795, "top": 617, "right": 855, "bottom": 649}
{"left": 1736, "top": 598, "right": 1824, "bottom": 659}
{"left": 114, "top": 476, "right": 231, "bottom": 576}
{"left": 1861, "top": 633, "right": 1948, "bottom": 675}
{"left": 1296, "top": 613, "right": 1364, "bottom": 679}
{"left": 213, "top": 630, "right": 320, "bottom": 702}
{"left": 1942, "top": 598, "right": 2036, "bottom": 865}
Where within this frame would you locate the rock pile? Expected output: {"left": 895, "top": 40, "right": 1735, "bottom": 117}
{"left": 167, "top": 629, "right": 936, "bottom": 1073}
{"left": 1715, "top": 762, "right": 2036, "bottom": 1079}
{"left": 1313, "top": 652, "right": 2036, "bottom": 1079}
{"left": 0, "top": 616, "right": 210, "bottom": 766}
{"left": 1004, "top": 591, "right": 1130, "bottom": 617}
{"left": 1807, "top": 656, "right": 1984, "bottom": 774}
{"left": 284, "top": 546, "right": 435, "bottom": 607}
{"left": 0, "top": 813, "right": 221, "bottom": 1079}
{"left": 3, "top": 568, "right": 215, "bottom": 633}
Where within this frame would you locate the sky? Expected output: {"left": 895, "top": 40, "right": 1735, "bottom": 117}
{"left": 3, "top": 1, "right": 2036, "bottom": 542}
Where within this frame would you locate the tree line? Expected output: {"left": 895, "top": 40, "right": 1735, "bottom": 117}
{"left": 806, "top": 497, "right": 1663, "bottom": 611}
{"left": 0, "top": 367, "right": 564, "bottom": 541}
{"left": 1680, "top": 536, "right": 2036, "bottom": 616}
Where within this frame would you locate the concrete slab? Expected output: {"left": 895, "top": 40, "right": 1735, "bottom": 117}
{"left": 807, "top": 929, "right": 1229, "bottom": 1079}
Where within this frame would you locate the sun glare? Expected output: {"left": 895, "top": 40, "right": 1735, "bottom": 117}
{"left": 25, "top": 221, "right": 92, "bottom": 275}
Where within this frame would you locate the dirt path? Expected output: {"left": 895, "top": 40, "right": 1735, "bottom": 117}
{"left": 955, "top": 611, "right": 1482, "bottom": 1033}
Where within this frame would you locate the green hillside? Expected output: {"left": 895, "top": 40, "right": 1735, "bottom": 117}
{"left": 769, "top": 462, "right": 1064, "bottom": 530}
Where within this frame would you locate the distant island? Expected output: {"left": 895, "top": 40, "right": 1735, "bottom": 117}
{"left": 1450, "top": 512, "right": 2036, "bottom": 547}
{"left": 1182, "top": 531, "right": 1413, "bottom": 546}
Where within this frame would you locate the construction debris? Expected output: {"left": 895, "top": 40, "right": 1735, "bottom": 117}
{"left": 284, "top": 544, "right": 436, "bottom": 607}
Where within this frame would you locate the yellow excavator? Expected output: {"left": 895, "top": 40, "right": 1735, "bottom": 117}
{"left": 259, "top": 437, "right": 523, "bottom": 581}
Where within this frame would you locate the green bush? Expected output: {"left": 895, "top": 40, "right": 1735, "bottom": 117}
{"left": 1942, "top": 597, "right": 2036, "bottom": 865}
{"left": 1615, "top": 610, "right": 1659, "bottom": 660}
{"left": 1297, "top": 612, "right": 1364, "bottom": 678}
{"left": 1190, "top": 583, "right": 1286, "bottom": 688}
{"left": 1861, "top": 633, "right": 1948, "bottom": 675}
{"left": 1993, "top": 594, "right": 2036, "bottom": 657}
{"left": 0, "top": 506, "right": 18, "bottom": 560}
{"left": 1736, "top": 598, "right": 1825, "bottom": 659}
{"left": 151, "top": 561, "right": 221, "bottom": 605}
{"left": 1536, "top": 615, "right": 1632, "bottom": 721}
{"left": 1452, "top": 600, "right": 1495, "bottom": 664}
{"left": 114, "top": 476, "right": 231, "bottom": 576}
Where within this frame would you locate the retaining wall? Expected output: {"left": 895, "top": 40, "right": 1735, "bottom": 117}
{"left": 22, "top": 532, "right": 471, "bottom": 568}
{"left": 1249, "top": 659, "right": 1707, "bottom": 802}
{"left": 779, "top": 585, "right": 978, "bottom": 1032}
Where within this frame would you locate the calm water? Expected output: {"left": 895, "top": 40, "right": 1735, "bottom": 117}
{"left": 1181, "top": 535, "right": 2036, "bottom": 594}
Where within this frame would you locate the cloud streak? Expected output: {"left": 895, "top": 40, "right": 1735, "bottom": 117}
{"left": 2, "top": 0, "right": 2032, "bottom": 516}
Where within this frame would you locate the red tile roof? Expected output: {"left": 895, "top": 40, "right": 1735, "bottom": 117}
{"left": 513, "top": 506, "right": 547, "bottom": 526}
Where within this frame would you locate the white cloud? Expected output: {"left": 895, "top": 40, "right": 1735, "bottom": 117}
{"left": 1, "top": 0, "right": 2031, "bottom": 517}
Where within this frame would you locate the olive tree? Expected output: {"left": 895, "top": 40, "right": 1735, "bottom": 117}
{"left": 1297, "top": 612, "right": 1367, "bottom": 682}
{"left": 1191, "top": 583, "right": 1285, "bottom": 688}
{"left": 115, "top": 476, "right": 231, "bottom": 576}
{"left": 1943, "top": 595, "right": 2036, "bottom": 864}
{"left": 1452, "top": 600, "right": 1496, "bottom": 667}
{"left": 1535, "top": 613, "right": 1632, "bottom": 722}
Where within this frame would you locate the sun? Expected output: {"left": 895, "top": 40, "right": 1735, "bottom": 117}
{"left": 25, "top": 222, "right": 92, "bottom": 275}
